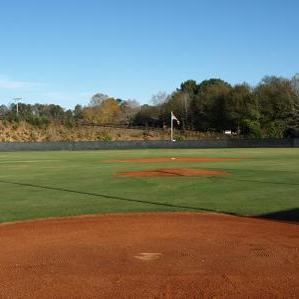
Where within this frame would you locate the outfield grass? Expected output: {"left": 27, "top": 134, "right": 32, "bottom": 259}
{"left": 0, "top": 148, "right": 298, "bottom": 223}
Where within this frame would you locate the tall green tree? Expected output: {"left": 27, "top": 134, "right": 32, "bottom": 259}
{"left": 225, "top": 84, "right": 260, "bottom": 135}
{"left": 255, "top": 76, "right": 297, "bottom": 137}
{"left": 159, "top": 80, "right": 199, "bottom": 129}
{"left": 191, "top": 79, "right": 232, "bottom": 131}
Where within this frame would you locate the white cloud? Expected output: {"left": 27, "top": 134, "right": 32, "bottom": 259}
{"left": 42, "top": 91, "right": 75, "bottom": 102}
{"left": 0, "top": 75, "right": 42, "bottom": 90}
{"left": 39, "top": 91, "right": 92, "bottom": 108}
{"left": 0, "top": 75, "right": 93, "bottom": 108}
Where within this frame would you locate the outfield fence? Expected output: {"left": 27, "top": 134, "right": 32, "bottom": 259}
{"left": 0, "top": 138, "right": 298, "bottom": 151}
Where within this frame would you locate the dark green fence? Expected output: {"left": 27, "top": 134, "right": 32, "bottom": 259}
{"left": 0, "top": 138, "right": 298, "bottom": 151}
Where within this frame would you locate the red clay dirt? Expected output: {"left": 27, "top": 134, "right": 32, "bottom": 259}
{"left": 117, "top": 168, "right": 230, "bottom": 177}
{"left": 107, "top": 157, "right": 242, "bottom": 163}
{"left": 0, "top": 213, "right": 298, "bottom": 298}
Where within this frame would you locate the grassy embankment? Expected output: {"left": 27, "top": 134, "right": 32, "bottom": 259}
{"left": 0, "top": 121, "right": 224, "bottom": 142}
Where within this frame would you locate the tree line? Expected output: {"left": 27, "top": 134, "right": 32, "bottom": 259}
{"left": 1, "top": 74, "right": 298, "bottom": 138}
{"left": 135, "top": 75, "right": 299, "bottom": 138}
{"left": 0, "top": 96, "right": 140, "bottom": 129}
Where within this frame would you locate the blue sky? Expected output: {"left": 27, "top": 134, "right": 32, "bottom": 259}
{"left": 0, "top": 0, "right": 298, "bottom": 108}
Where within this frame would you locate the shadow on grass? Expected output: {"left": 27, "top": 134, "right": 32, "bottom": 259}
{"left": 0, "top": 179, "right": 228, "bottom": 214}
{"left": 257, "top": 208, "right": 299, "bottom": 223}
{"left": 1, "top": 179, "right": 298, "bottom": 223}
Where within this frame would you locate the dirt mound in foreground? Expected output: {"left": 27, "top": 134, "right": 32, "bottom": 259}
{"left": 0, "top": 213, "right": 298, "bottom": 298}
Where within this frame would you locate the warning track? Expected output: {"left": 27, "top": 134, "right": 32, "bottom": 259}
{"left": 0, "top": 213, "right": 298, "bottom": 298}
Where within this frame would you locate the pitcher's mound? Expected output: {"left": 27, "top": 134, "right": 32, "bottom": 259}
{"left": 117, "top": 168, "right": 230, "bottom": 177}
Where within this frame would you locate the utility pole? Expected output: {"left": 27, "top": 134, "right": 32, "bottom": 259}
{"left": 13, "top": 97, "right": 22, "bottom": 118}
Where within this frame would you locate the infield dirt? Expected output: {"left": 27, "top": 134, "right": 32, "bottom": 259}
{"left": 0, "top": 213, "right": 298, "bottom": 298}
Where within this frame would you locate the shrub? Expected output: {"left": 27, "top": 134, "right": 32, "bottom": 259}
{"left": 242, "top": 120, "right": 262, "bottom": 138}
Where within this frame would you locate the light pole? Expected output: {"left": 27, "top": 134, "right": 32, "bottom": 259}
{"left": 13, "top": 97, "right": 22, "bottom": 118}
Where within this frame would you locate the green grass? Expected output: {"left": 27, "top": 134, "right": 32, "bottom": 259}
{"left": 0, "top": 148, "right": 298, "bottom": 223}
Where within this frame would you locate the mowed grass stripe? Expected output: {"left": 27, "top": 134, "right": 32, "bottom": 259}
{"left": 0, "top": 179, "right": 208, "bottom": 212}
{"left": 0, "top": 148, "right": 298, "bottom": 222}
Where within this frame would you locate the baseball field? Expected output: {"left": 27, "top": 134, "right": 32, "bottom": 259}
{"left": 0, "top": 148, "right": 298, "bottom": 297}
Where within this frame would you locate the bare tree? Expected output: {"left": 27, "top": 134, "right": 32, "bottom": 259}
{"left": 150, "top": 91, "right": 169, "bottom": 106}
{"left": 89, "top": 93, "right": 109, "bottom": 107}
